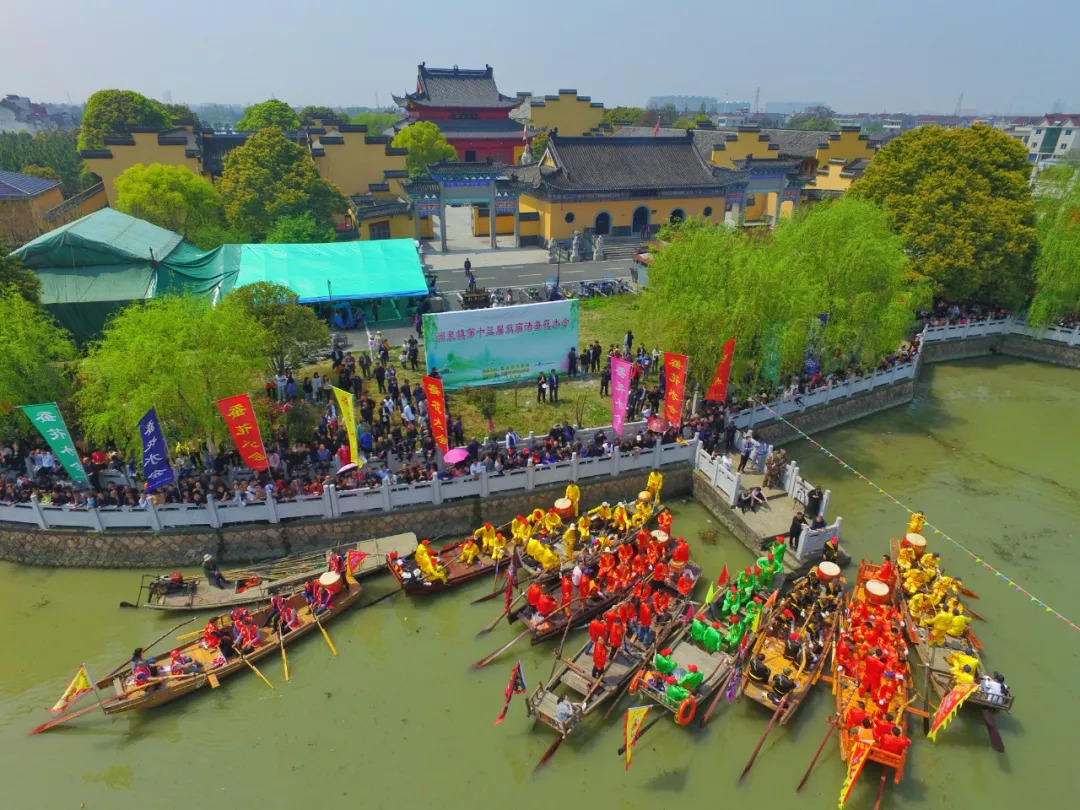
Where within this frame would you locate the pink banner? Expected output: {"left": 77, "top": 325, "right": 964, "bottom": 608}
{"left": 610, "top": 357, "right": 632, "bottom": 437}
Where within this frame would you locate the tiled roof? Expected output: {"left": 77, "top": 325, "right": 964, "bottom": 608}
{"left": 393, "top": 64, "right": 520, "bottom": 110}
{"left": 758, "top": 129, "right": 833, "bottom": 158}
{"left": 427, "top": 118, "right": 533, "bottom": 139}
{"left": 612, "top": 126, "right": 688, "bottom": 138}
{"left": 348, "top": 195, "right": 412, "bottom": 221}
{"left": 541, "top": 133, "right": 736, "bottom": 192}
{"left": 0, "top": 169, "right": 61, "bottom": 200}
{"left": 840, "top": 158, "right": 872, "bottom": 178}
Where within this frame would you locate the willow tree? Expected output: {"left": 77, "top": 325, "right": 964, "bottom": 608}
{"left": 1028, "top": 165, "right": 1080, "bottom": 325}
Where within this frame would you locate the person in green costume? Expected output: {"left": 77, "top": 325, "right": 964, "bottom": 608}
{"left": 720, "top": 586, "right": 741, "bottom": 619}
{"left": 722, "top": 617, "right": 747, "bottom": 651}
{"left": 743, "top": 598, "right": 762, "bottom": 632}
{"left": 755, "top": 555, "right": 774, "bottom": 589}
{"left": 690, "top": 615, "right": 708, "bottom": 643}
{"left": 772, "top": 539, "right": 787, "bottom": 568}
{"left": 736, "top": 566, "right": 752, "bottom": 594}
{"left": 665, "top": 676, "right": 690, "bottom": 706}
{"left": 679, "top": 664, "right": 704, "bottom": 691}
{"left": 654, "top": 647, "right": 677, "bottom": 675}
{"left": 703, "top": 621, "right": 724, "bottom": 653}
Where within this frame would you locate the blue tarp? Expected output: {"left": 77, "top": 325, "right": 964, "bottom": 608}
{"left": 232, "top": 240, "right": 426, "bottom": 303}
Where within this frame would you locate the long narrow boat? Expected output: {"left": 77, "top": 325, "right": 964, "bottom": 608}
{"left": 834, "top": 559, "right": 910, "bottom": 794}
{"left": 93, "top": 574, "right": 362, "bottom": 714}
{"left": 137, "top": 532, "right": 414, "bottom": 611}
{"left": 741, "top": 565, "right": 844, "bottom": 725}
{"left": 888, "top": 535, "right": 1015, "bottom": 719}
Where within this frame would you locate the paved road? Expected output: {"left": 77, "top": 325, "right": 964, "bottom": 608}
{"left": 432, "top": 258, "right": 636, "bottom": 293}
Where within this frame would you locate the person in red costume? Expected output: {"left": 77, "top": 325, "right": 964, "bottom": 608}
{"left": 877, "top": 554, "right": 895, "bottom": 585}
{"left": 859, "top": 650, "right": 886, "bottom": 697}
{"left": 876, "top": 726, "right": 912, "bottom": 756}
{"left": 631, "top": 553, "right": 647, "bottom": 578}
{"left": 561, "top": 575, "right": 573, "bottom": 610}
{"left": 587, "top": 617, "right": 605, "bottom": 653}
{"left": 636, "top": 528, "right": 651, "bottom": 556}
{"left": 670, "top": 537, "right": 690, "bottom": 572}
{"left": 535, "top": 591, "right": 557, "bottom": 617}
{"left": 526, "top": 582, "right": 543, "bottom": 610}
{"left": 657, "top": 509, "right": 672, "bottom": 535}
{"left": 652, "top": 589, "right": 671, "bottom": 617}
{"left": 579, "top": 571, "right": 594, "bottom": 600}
{"left": 876, "top": 671, "right": 899, "bottom": 707}
{"left": 591, "top": 640, "right": 608, "bottom": 678}
{"left": 676, "top": 571, "right": 695, "bottom": 596}
{"left": 653, "top": 560, "right": 669, "bottom": 584}
{"left": 608, "top": 617, "right": 625, "bottom": 651}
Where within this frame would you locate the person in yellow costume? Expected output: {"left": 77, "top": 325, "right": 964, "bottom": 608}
{"left": 929, "top": 576, "right": 959, "bottom": 606}
{"left": 511, "top": 514, "right": 530, "bottom": 542}
{"left": 562, "top": 525, "right": 579, "bottom": 561}
{"left": 543, "top": 509, "right": 562, "bottom": 535}
{"left": 946, "top": 609, "right": 972, "bottom": 638}
{"left": 909, "top": 592, "right": 934, "bottom": 625}
{"left": 526, "top": 536, "right": 545, "bottom": 564}
{"left": 529, "top": 508, "right": 546, "bottom": 531}
{"left": 929, "top": 610, "right": 952, "bottom": 646}
{"left": 903, "top": 568, "right": 929, "bottom": 595}
{"left": 588, "top": 501, "right": 612, "bottom": 523}
{"left": 950, "top": 661, "right": 975, "bottom": 684}
{"left": 491, "top": 531, "right": 508, "bottom": 560}
{"left": 631, "top": 499, "right": 652, "bottom": 527}
{"left": 577, "top": 514, "right": 591, "bottom": 545}
{"left": 947, "top": 648, "right": 980, "bottom": 674}
{"left": 541, "top": 544, "right": 561, "bottom": 571}
{"left": 612, "top": 503, "right": 631, "bottom": 533}
{"left": 919, "top": 551, "right": 940, "bottom": 577}
{"left": 459, "top": 538, "right": 480, "bottom": 567}
{"left": 647, "top": 470, "right": 664, "bottom": 501}
{"left": 414, "top": 541, "right": 447, "bottom": 584}
{"left": 897, "top": 545, "right": 916, "bottom": 573}
{"left": 907, "top": 511, "right": 926, "bottom": 534}
{"left": 475, "top": 523, "right": 497, "bottom": 556}
{"left": 564, "top": 482, "right": 581, "bottom": 517}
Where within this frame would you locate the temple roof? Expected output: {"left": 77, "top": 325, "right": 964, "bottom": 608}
{"left": 393, "top": 64, "right": 520, "bottom": 110}
{"left": 425, "top": 118, "right": 534, "bottom": 139}
{"left": 0, "top": 168, "right": 61, "bottom": 200}
{"left": 540, "top": 132, "right": 737, "bottom": 192}
{"left": 614, "top": 125, "right": 859, "bottom": 162}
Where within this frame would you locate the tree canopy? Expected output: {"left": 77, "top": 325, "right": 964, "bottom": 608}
{"left": 164, "top": 103, "right": 199, "bottom": 125}
{"left": 217, "top": 127, "right": 347, "bottom": 240}
{"left": 851, "top": 124, "right": 1037, "bottom": 306}
{"left": 0, "top": 130, "right": 88, "bottom": 195}
{"left": 529, "top": 132, "right": 549, "bottom": 162}
{"left": 349, "top": 110, "right": 401, "bottom": 131}
{"left": 78, "top": 89, "right": 170, "bottom": 150}
{"left": 640, "top": 196, "right": 921, "bottom": 394}
{"left": 75, "top": 296, "right": 269, "bottom": 456}
{"left": 601, "top": 106, "right": 646, "bottom": 126}
{"left": 0, "top": 238, "right": 42, "bottom": 303}
{"left": 237, "top": 100, "right": 301, "bottom": 131}
{"left": 391, "top": 121, "right": 457, "bottom": 178}
{"left": 225, "top": 281, "right": 329, "bottom": 375}
{"left": 1028, "top": 165, "right": 1080, "bottom": 325}
{"left": 114, "top": 163, "right": 233, "bottom": 249}
{"left": 265, "top": 211, "right": 336, "bottom": 244}
{"left": 19, "top": 164, "right": 62, "bottom": 183}
{"left": 0, "top": 288, "right": 76, "bottom": 439}
{"left": 785, "top": 116, "right": 838, "bottom": 131}
{"left": 299, "top": 106, "right": 341, "bottom": 124}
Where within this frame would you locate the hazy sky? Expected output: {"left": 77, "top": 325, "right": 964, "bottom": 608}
{"left": 4, "top": 0, "right": 1074, "bottom": 114}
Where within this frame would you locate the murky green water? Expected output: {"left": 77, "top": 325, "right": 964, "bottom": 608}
{"left": 2, "top": 357, "right": 1079, "bottom": 810}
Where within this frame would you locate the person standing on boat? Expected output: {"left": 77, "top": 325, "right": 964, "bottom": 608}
{"left": 203, "top": 554, "right": 227, "bottom": 589}
{"left": 564, "top": 481, "right": 581, "bottom": 517}
{"left": 591, "top": 639, "right": 609, "bottom": 679}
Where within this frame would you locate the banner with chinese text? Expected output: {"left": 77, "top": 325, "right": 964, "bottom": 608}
{"left": 20, "top": 403, "right": 89, "bottom": 484}
{"left": 610, "top": 357, "right": 631, "bottom": 436}
{"left": 422, "top": 375, "right": 450, "bottom": 453}
{"left": 662, "top": 352, "right": 688, "bottom": 424}
{"left": 216, "top": 393, "right": 268, "bottom": 471}
{"left": 138, "top": 408, "right": 175, "bottom": 491}
{"left": 706, "top": 337, "right": 735, "bottom": 402}
{"left": 331, "top": 386, "right": 358, "bottom": 465}
{"left": 422, "top": 300, "right": 579, "bottom": 390}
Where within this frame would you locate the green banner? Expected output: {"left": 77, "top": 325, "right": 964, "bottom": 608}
{"left": 20, "top": 402, "right": 89, "bottom": 485}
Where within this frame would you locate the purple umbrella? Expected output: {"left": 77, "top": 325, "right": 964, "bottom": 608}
{"left": 443, "top": 447, "right": 469, "bottom": 465}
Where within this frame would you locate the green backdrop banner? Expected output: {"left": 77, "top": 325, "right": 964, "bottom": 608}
{"left": 20, "top": 402, "right": 89, "bottom": 484}
{"left": 423, "top": 300, "right": 579, "bottom": 390}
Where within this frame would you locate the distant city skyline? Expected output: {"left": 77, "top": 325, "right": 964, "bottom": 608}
{"left": 3, "top": 0, "right": 1074, "bottom": 116}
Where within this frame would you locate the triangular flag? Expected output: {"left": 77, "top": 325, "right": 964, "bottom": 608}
{"left": 704, "top": 581, "right": 715, "bottom": 606}
{"left": 716, "top": 564, "right": 729, "bottom": 589}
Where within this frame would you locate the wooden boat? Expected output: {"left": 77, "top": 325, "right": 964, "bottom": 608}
{"left": 834, "top": 559, "right": 909, "bottom": 785}
{"left": 388, "top": 534, "right": 502, "bottom": 595}
{"left": 888, "top": 537, "right": 1015, "bottom": 716}
{"left": 136, "top": 533, "right": 415, "bottom": 611}
{"left": 741, "top": 565, "right": 844, "bottom": 725}
{"left": 92, "top": 574, "right": 362, "bottom": 715}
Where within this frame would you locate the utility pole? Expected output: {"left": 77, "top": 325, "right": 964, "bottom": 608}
{"left": 954, "top": 91, "right": 964, "bottom": 117}
{"left": 754, "top": 87, "right": 760, "bottom": 115}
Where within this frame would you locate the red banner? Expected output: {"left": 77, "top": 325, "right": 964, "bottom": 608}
{"left": 927, "top": 682, "right": 978, "bottom": 742}
{"left": 662, "top": 352, "right": 688, "bottom": 425}
{"left": 216, "top": 393, "right": 268, "bottom": 471}
{"left": 706, "top": 337, "right": 736, "bottom": 402}
{"left": 422, "top": 375, "right": 450, "bottom": 453}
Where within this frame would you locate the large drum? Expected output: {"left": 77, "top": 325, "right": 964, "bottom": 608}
{"left": 865, "top": 579, "right": 890, "bottom": 606}
{"left": 637, "top": 490, "right": 652, "bottom": 504}
{"left": 319, "top": 571, "right": 343, "bottom": 595}
{"left": 902, "top": 533, "right": 927, "bottom": 554}
{"left": 553, "top": 498, "right": 574, "bottom": 519}
{"left": 651, "top": 530, "right": 670, "bottom": 544}
{"left": 817, "top": 561, "right": 842, "bottom": 581}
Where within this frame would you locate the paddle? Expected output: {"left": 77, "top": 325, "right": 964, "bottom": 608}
{"left": 982, "top": 710, "right": 1005, "bottom": 753}
{"left": 176, "top": 629, "right": 203, "bottom": 642}
{"left": 310, "top": 606, "right": 338, "bottom": 656}
{"left": 236, "top": 648, "right": 274, "bottom": 690}
{"left": 103, "top": 618, "right": 195, "bottom": 680}
{"left": 959, "top": 586, "right": 979, "bottom": 600}
{"left": 796, "top": 680, "right": 861, "bottom": 792}
{"left": 739, "top": 695, "right": 787, "bottom": 782}
{"left": 922, "top": 661, "right": 932, "bottom": 735}
{"left": 30, "top": 696, "right": 123, "bottom": 734}
{"left": 872, "top": 767, "right": 888, "bottom": 810}
{"left": 473, "top": 628, "right": 531, "bottom": 670}
{"left": 280, "top": 629, "right": 289, "bottom": 682}
{"left": 967, "top": 628, "right": 984, "bottom": 650}
{"left": 361, "top": 588, "right": 402, "bottom": 609}
{"left": 535, "top": 734, "right": 565, "bottom": 770}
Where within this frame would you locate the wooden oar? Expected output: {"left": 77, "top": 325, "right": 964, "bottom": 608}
{"left": 960, "top": 585, "right": 979, "bottom": 600}
{"left": 872, "top": 767, "right": 888, "bottom": 810}
{"left": 964, "top": 604, "right": 987, "bottom": 622}
{"left": 310, "top": 607, "right": 338, "bottom": 656}
{"left": 739, "top": 695, "right": 787, "bottom": 782}
{"left": 103, "top": 618, "right": 195, "bottom": 680}
{"left": 360, "top": 588, "right": 402, "bottom": 609}
{"left": 237, "top": 648, "right": 274, "bottom": 690}
{"left": 796, "top": 681, "right": 861, "bottom": 791}
{"left": 922, "top": 661, "right": 932, "bottom": 735}
{"left": 535, "top": 734, "right": 565, "bottom": 769}
{"left": 280, "top": 630, "right": 289, "bottom": 682}
{"left": 967, "top": 628, "right": 984, "bottom": 650}
{"left": 982, "top": 710, "right": 1005, "bottom": 753}
{"left": 473, "top": 628, "right": 531, "bottom": 670}
{"left": 30, "top": 696, "right": 124, "bottom": 734}
{"left": 176, "top": 629, "right": 203, "bottom": 642}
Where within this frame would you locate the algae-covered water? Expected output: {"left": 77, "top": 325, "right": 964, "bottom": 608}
{"left": 1, "top": 357, "right": 1078, "bottom": 810}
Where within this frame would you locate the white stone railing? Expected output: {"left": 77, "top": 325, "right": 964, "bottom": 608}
{"left": 920, "top": 316, "right": 1080, "bottom": 346}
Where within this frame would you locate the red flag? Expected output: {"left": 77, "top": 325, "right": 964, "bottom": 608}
{"left": 706, "top": 337, "right": 736, "bottom": 402}
{"left": 716, "top": 564, "right": 730, "bottom": 588}
{"left": 522, "top": 122, "right": 528, "bottom": 142}
{"left": 216, "top": 393, "right": 268, "bottom": 471}
{"left": 345, "top": 550, "right": 369, "bottom": 575}
{"left": 662, "top": 352, "right": 687, "bottom": 425}
{"left": 494, "top": 662, "right": 528, "bottom": 725}
{"left": 422, "top": 375, "right": 450, "bottom": 453}
{"left": 652, "top": 117, "right": 660, "bottom": 137}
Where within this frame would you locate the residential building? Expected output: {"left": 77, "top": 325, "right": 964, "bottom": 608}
{"left": 1024, "top": 114, "right": 1080, "bottom": 166}
{"left": 0, "top": 169, "right": 106, "bottom": 244}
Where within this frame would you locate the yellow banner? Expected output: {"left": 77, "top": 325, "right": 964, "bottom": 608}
{"left": 331, "top": 386, "right": 358, "bottom": 466}
{"left": 50, "top": 664, "right": 94, "bottom": 715}
{"left": 838, "top": 739, "right": 873, "bottom": 808}
{"left": 928, "top": 682, "right": 978, "bottom": 742}
{"left": 624, "top": 705, "right": 651, "bottom": 771}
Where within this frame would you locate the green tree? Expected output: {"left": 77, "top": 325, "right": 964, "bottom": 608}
{"left": 601, "top": 106, "right": 646, "bottom": 126}
{"left": 265, "top": 211, "right": 336, "bottom": 244}
{"left": 0, "top": 131, "right": 86, "bottom": 195}
{"left": 164, "top": 103, "right": 199, "bottom": 125}
{"left": 225, "top": 281, "right": 329, "bottom": 375}
{"left": 75, "top": 296, "right": 268, "bottom": 456}
{"left": 0, "top": 239, "right": 42, "bottom": 303}
{"left": 529, "top": 132, "right": 549, "bottom": 161}
{"left": 349, "top": 110, "right": 401, "bottom": 132}
{"left": 237, "top": 99, "right": 301, "bottom": 131}
{"left": 862, "top": 120, "right": 885, "bottom": 137}
{"left": 1028, "top": 166, "right": 1080, "bottom": 325}
{"left": 78, "top": 89, "right": 170, "bottom": 150}
{"left": 851, "top": 124, "right": 1037, "bottom": 305}
{"left": 0, "top": 288, "right": 76, "bottom": 439}
{"left": 19, "top": 164, "right": 62, "bottom": 183}
{"left": 673, "top": 113, "right": 711, "bottom": 129}
{"left": 217, "top": 127, "right": 347, "bottom": 240}
{"left": 114, "top": 163, "right": 229, "bottom": 247}
{"left": 391, "top": 120, "right": 457, "bottom": 178}
{"left": 299, "top": 106, "right": 341, "bottom": 124}
{"left": 786, "top": 115, "right": 838, "bottom": 131}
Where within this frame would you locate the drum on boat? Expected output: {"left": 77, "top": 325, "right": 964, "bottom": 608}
{"left": 902, "top": 533, "right": 927, "bottom": 553}
{"left": 637, "top": 490, "right": 652, "bottom": 504}
{"left": 651, "top": 530, "right": 670, "bottom": 544}
{"left": 817, "top": 561, "right": 842, "bottom": 581}
{"left": 319, "top": 571, "right": 343, "bottom": 595}
{"left": 865, "top": 579, "right": 890, "bottom": 606}
{"left": 553, "top": 498, "right": 574, "bottom": 519}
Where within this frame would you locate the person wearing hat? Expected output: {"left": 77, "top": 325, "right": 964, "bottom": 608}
{"left": 747, "top": 652, "right": 771, "bottom": 685}
{"left": 202, "top": 553, "right": 227, "bottom": 589}
{"left": 876, "top": 724, "right": 912, "bottom": 756}
{"left": 656, "top": 507, "right": 673, "bottom": 536}
{"left": 768, "top": 667, "right": 796, "bottom": 705}
{"left": 170, "top": 648, "right": 198, "bottom": 676}
{"left": 588, "top": 501, "right": 612, "bottom": 523}
{"left": 129, "top": 648, "right": 150, "bottom": 681}
{"left": 950, "top": 661, "right": 976, "bottom": 685}
{"left": 458, "top": 536, "right": 480, "bottom": 567}
{"left": 822, "top": 537, "right": 839, "bottom": 564}
{"left": 665, "top": 675, "right": 690, "bottom": 706}
{"left": 654, "top": 647, "right": 677, "bottom": 676}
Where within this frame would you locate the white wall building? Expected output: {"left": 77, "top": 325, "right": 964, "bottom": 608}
{"left": 1025, "top": 114, "right": 1079, "bottom": 166}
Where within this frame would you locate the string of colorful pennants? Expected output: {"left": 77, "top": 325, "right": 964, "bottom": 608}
{"left": 757, "top": 401, "right": 1080, "bottom": 634}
